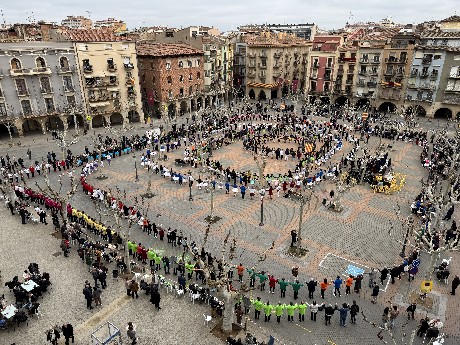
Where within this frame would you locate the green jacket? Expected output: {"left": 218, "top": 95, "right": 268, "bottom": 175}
{"left": 286, "top": 304, "right": 297, "bottom": 316}
{"left": 274, "top": 304, "right": 285, "bottom": 317}
{"left": 278, "top": 280, "right": 290, "bottom": 290}
{"left": 290, "top": 282, "right": 304, "bottom": 292}
{"left": 263, "top": 304, "right": 273, "bottom": 316}
{"left": 147, "top": 250, "right": 156, "bottom": 261}
{"left": 297, "top": 303, "right": 307, "bottom": 315}
{"left": 154, "top": 256, "right": 162, "bottom": 264}
{"left": 127, "top": 241, "right": 133, "bottom": 251}
{"left": 257, "top": 273, "right": 268, "bottom": 283}
{"left": 247, "top": 268, "right": 256, "bottom": 280}
{"left": 185, "top": 263, "right": 195, "bottom": 273}
{"left": 251, "top": 299, "right": 263, "bottom": 311}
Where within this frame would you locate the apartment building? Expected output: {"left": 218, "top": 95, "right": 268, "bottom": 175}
{"left": 0, "top": 42, "right": 84, "bottom": 137}
{"left": 243, "top": 32, "right": 311, "bottom": 100}
{"left": 61, "top": 30, "right": 143, "bottom": 128}
{"left": 136, "top": 43, "right": 204, "bottom": 118}
{"left": 307, "top": 35, "right": 342, "bottom": 103}
{"left": 61, "top": 16, "right": 93, "bottom": 30}
{"left": 93, "top": 18, "right": 127, "bottom": 32}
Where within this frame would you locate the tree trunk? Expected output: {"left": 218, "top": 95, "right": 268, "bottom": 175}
{"left": 221, "top": 288, "right": 234, "bottom": 333}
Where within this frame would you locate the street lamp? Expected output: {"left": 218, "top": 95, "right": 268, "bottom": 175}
{"left": 258, "top": 188, "right": 266, "bottom": 226}
{"left": 188, "top": 170, "right": 193, "bottom": 201}
{"left": 133, "top": 154, "right": 139, "bottom": 182}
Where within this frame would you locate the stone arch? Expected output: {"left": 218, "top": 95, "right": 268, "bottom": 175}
{"left": 180, "top": 101, "right": 188, "bottom": 114}
{"left": 22, "top": 119, "right": 42, "bottom": 134}
{"left": 406, "top": 105, "right": 426, "bottom": 117}
{"left": 10, "top": 57, "right": 22, "bottom": 69}
{"left": 0, "top": 123, "right": 19, "bottom": 139}
{"left": 45, "top": 116, "right": 64, "bottom": 131}
{"left": 335, "top": 96, "right": 349, "bottom": 107}
{"left": 35, "top": 56, "right": 46, "bottom": 68}
{"left": 378, "top": 101, "right": 397, "bottom": 113}
{"left": 67, "top": 114, "right": 84, "bottom": 128}
{"left": 167, "top": 103, "right": 176, "bottom": 117}
{"left": 59, "top": 56, "right": 69, "bottom": 69}
{"left": 92, "top": 115, "right": 106, "bottom": 128}
{"left": 128, "top": 110, "right": 141, "bottom": 123}
{"left": 258, "top": 90, "right": 267, "bottom": 100}
{"left": 433, "top": 107, "right": 453, "bottom": 119}
{"left": 356, "top": 98, "right": 370, "bottom": 109}
{"left": 248, "top": 89, "right": 256, "bottom": 99}
{"left": 110, "top": 112, "right": 124, "bottom": 125}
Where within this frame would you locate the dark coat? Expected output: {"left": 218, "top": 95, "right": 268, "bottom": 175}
{"left": 150, "top": 290, "right": 161, "bottom": 305}
{"left": 82, "top": 287, "right": 92, "bottom": 300}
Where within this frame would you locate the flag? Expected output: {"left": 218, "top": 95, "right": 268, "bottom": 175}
{"left": 147, "top": 90, "right": 155, "bottom": 105}
{"left": 362, "top": 112, "right": 368, "bottom": 121}
{"left": 305, "top": 143, "right": 314, "bottom": 153}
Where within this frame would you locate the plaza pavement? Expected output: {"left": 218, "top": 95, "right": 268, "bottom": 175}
{"left": 1, "top": 108, "right": 460, "bottom": 344}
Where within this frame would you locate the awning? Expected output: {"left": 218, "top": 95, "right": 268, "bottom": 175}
{"left": 89, "top": 102, "right": 110, "bottom": 107}
{"left": 246, "top": 82, "right": 281, "bottom": 89}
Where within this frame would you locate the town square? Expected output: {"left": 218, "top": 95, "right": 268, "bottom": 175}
{"left": 0, "top": 3, "right": 460, "bottom": 345}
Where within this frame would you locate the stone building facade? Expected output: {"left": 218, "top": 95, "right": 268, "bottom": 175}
{"left": 136, "top": 43, "right": 204, "bottom": 118}
{"left": 0, "top": 42, "right": 84, "bottom": 137}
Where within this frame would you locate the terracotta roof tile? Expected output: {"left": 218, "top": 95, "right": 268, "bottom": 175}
{"left": 420, "top": 29, "right": 460, "bottom": 38}
{"left": 58, "top": 28, "right": 130, "bottom": 42}
{"left": 136, "top": 43, "right": 203, "bottom": 57}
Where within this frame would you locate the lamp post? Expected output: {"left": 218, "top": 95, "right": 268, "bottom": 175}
{"left": 399, "top": 216, "right": 413, "bottom": 258}
{"left": 134, "top": 154, "right": 139, "bottom": 182}
{"left": 188, "top": 170, "right": 193, "bottom": 201}
{"left": 259, "top": 188, "right": 265, "bottom": 226}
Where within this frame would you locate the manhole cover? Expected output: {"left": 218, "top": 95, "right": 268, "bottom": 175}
{"left": 52, "top": 252, "right": 62, "bottom": 257}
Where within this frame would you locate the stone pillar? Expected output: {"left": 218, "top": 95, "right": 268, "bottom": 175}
{"left": 15, "top": 119, "right": 24, "bottom": 138}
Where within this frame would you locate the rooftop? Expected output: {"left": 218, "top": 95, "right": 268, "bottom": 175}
{"left": 242, "top": 31, "right": 311, "bottom": 47}
{"left": 57, "top": 28, "right": 129, "bottom": 42}
{"left": 440, "top": 15, "right": 460, "bottom": 23}
{"left": 420, "top": 28, "right": 460, "bottom": 38}
{"left": 136, "top": 43, "right": 203, "bottom": 57}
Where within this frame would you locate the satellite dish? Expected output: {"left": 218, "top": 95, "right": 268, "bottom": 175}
{"left": 153, "top": 127, "right": 161, "bottom": 136}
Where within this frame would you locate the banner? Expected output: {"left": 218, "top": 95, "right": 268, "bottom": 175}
{"left": 147, "top": 90, "right": 155, "bottom": 105}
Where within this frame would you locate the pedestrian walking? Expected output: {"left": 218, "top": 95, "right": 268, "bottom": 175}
{"left": 93, "top": 286, "right": 102, "bottom": 307}
{"left": 406, "top": 303, "right": 416, "bottom": 320}
{"left": 150, "top": 287, "right": 161, "bottom": 310}
{"left": 126, "top": 322, "right": 137, "bottom": 345}
{"left": 350, "top": 300, "right": 359, "bottom": 324}
{"left": 371, "top": 284, "right": 380, "bottom": 303}
{"left": 62, "top": 324, "right": 74, "bottom": 345}
{"left": 389, "top": 305, "right": 399, "bottom": 329}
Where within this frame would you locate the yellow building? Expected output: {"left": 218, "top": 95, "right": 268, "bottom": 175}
{"left": 71, "top": 36, "right": 142, "bottom": 128}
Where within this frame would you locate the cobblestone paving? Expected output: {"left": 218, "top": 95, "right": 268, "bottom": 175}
{"left": 2, "top": 111, "right": 460, "bottom": 344}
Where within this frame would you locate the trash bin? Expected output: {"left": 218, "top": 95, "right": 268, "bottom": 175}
{"left": 112, "top": 269, "right": 119, "bottom": 278}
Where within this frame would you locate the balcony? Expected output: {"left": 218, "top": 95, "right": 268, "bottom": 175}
{"left": 398, "top": 58, "right": 407, "bottom": 64}
{"left": 347, "top": 69, "right": 355, "bottom": 74}
{"left": 258, "top": 63, "right": 267, "bottom": 69}
{"left": 367, "top": 81, "right": 377, "bottom": 88}
{"left": 385, "top": 57, "right": 399, "bottom": 63}
{"left": 325, "top": 64, "right": 333, "bottom": 70}
{"left": 357, "top": 80, "right": 365, "bottom": 87}
{"left": 83, "top": 65, "right": 93, "bottom": 73}
{"left": 407, "top": 83, "right": 417, "bottom": 89}
{"left": 430, "top": 73, "right": 438, "bottom": 80}
{"left": 324, "top": 74, "right": 331, "bottom": 81}
{"left": 419, "top": 72, "right": 429, "bottom": 78}
{"left": 124, "top": 63, "right": 134, "bottom": 69}
{"left": 259, "top": 53, "right": 267, "bottom": 58}
{"left": 445, "top": 85, "right": 460, "bottom": 93}
{"left": 273, "top": 72, "right": 281, "bottom": 78}
{"left": 345, "top": 79, "right": 353, "bottom": 85}
{"left": 258, "top": 73, "right": 266, "bottom": 79}
{"left": 395, "top": 70, "right": 405, "bottom": 77}
{"left": 410, "top": 70, "right": 418, "bottom": 77}
{"left": 370, "top": 59, "right": 380, "bottom": 64}
{"left": 312, "top": 63, "right": 320, "bottom": 69}
{"left": 422, "top": 58, "right": 432, "bottom": 65}
{"left": 384, "top": 70, "right": 395, "bottom": 76}
{"left": 248, "top": 53, "right": 256, "bottom": 58}
{"left": 449, "top": 72, "right": 460, "bottom": 79}
{"left": 310, "top": 74, "right": 318, "bottom": 80}
{"left": 273, "top": 63, "right": 281, "bottom": 69}
{"left": 358, "top": 71, "right": 367, "bottom": 76}
{"left": 273, "top": 52, "right": 282, "bottom": 58}
{"left": 17, "top": 88, "right": 29, "bottom": 97}
{"left": 247, "top": 72, "right": 256, "bottom": 78}
{"left": 443, "top": 94, "right": 460, "bottom": 105}
{"left": 420, "top": 84, "right": 435, "bottom": 90}
{"left": 360, "top": 59, "right": 369, "bottom": 64}
{"left": 57, "top": 66, "right": 74, "bottom": 74}
{"left": 33, "top": 67, "right": 52, "bottom": 75}
{"left": 64, "top": 85, "right": 75, "bottom": 93}
{"left": 41, "top": 87, "right": 54, "bottom": 95}
{"left": 107, "top": 63, "right": 117, "bottom": 72}
{"left": 369, "top": 70, "right": 378, "bottom": 76}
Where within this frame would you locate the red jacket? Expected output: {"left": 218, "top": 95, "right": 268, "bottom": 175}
{"left": 268, "top": 275, "right": 278, "bottom": 288}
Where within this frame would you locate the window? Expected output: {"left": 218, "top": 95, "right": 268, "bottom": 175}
{"left": 60, "top": 56, "right": 69, "bottom": 69}
{"left": 179, "top": 75, "right": 184, "bottom": 82}
{"left": 189, "top": 86, "right": 193, "bottom": 95}
{"left": 15, "top": 79, "right": 28, "bottom": 95}
{"left": 166, "top": 62, "right": 171, "bottom": 70}
{"left": 67, "top": 95, "right": 76, "bottom": 106}
{"left": 361, "top": 53, "right": 368, "bottom": 61}
{"left": 373, "top": 54, "right": 380, "bottom": 63}
{"left": 11, "top": 58, "right": 22, "bottom": 70}
{"left": 179, "top": 61, "right": 184, "bottom": 68}
{"left": 105, "top": 43, "right": 112, "bottom": 50}
{"left": 0, "top": 103, "right": 7, "bottom": 116}
{"left": 107, "top": 58, "right": 115, "bottom": 70}
{"left": 327, "top": 58, "right": 333, "bottom": 68}
{"left": 40, "top": 77, "right": 51, "bottom": 93}
{"left": 35, "top": 57, "right": 46, "bottom": 69}
{"left": 122, "top": 44, "right": 129, "bottom": 50}
{"left": 21, "top": 99, "right": 32, "bottom": 115}
{"left": 179, "top": 88, "right": 184, "bottom": 97}
{"left": 168, "top": 90, "right": 173, "bottom": 98}
{"left": 310, "top": 80, "right": 317, "bottom": 91}
{"left": 167, "top": 76, "right": 172, "bottom": 84}
{"left": 166, "top": 31, "right": 174, "bottom": 37}
{"left": 44, "top": 98, "right": 55, "bottom": 113}
{"left": 189, "top": 73, "right": 193, "bottom": 81}
{"left": 434, "top": 55, "right": 442, "bottom": 60}
{"left": 324, "top": 82, "right": 330, "bottom": 92}
{"left": 196, "top": 59, "right": 200, "bottom": 66}
{"left": 187, "top": 60, "right": 192, "bottom": 68}
{"left": 197, "top": 72, "right": 201, "bottom": 79}
{"left": 125, "top": 71, "right": 133, "bottom": 79}
{"left": 63, "top": 76, "right": 74, "bottom": 91}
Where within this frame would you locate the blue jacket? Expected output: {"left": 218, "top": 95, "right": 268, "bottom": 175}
{"left": 333, "top": 278, "right": 342, "bottom": 288}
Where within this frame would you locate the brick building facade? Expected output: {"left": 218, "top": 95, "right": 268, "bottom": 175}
{"left": 137, "top": 43, "right": 204, "bottom": 118}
